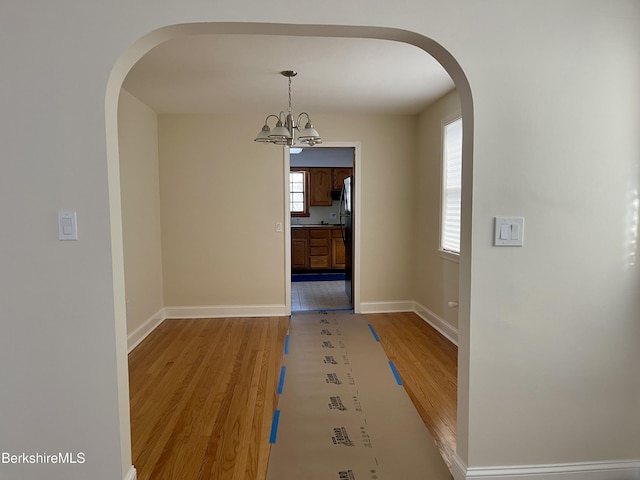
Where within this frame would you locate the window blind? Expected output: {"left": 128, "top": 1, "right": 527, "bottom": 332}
{"left": 442, "top": 118, "right": 462, "bottom": 254}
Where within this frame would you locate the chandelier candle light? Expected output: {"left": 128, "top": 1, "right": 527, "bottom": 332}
{"left": 254, "top": 70, "right": 322, "bottom": 147}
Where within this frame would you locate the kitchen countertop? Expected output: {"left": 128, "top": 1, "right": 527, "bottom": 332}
{"left": 291, "top": 224, "right": 341, "bottom": 228}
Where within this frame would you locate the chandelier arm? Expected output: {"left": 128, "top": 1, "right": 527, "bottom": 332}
{"left": 262, "top": 114, "right": 282, "bottom": 125}
{"left": 297, "top": 112, "right": 312, "bottom": 124}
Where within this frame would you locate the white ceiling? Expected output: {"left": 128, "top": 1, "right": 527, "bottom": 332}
{"left": 122, "top": 34, "right": 455, "bottom": 116}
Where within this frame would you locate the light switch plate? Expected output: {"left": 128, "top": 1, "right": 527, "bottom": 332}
{"left": 58, "top": 211, "right": 78, "bottom": 241}
{"left": 494, "top": 217, "right": 524, "bottom": 246}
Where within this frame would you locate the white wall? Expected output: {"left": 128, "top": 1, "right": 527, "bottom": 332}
{"left": 0, "top": 3, "right": 638, "bottom": 480}
{"left": 118, "top": 90, "right": 165, "bottom": 344}
{"left": 415, "top": 90, "right": 461, "bottom": 336}
{"left": 466, "top": 8, "right": 640, "bottom": 464}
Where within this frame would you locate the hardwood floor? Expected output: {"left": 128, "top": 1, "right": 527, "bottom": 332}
{"left": 366, "top": 312, "right": 458, "bottom": 471}
{"left": 128, "top": 316, "right": 289, "bottom": 480}
{"left": 128, "top": 312, "right": 457, "bottom": 479}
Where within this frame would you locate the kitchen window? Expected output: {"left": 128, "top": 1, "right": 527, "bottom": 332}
{"left": 441, "top": 116, "right": 462, "bottom": 258}
{"left": 290, "top": 170, "right": 310, "bottom": 217}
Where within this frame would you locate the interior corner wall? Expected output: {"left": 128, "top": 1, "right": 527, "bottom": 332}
{"left": 118, "top": 89, "right": 164, "bottom": 336}
{"left": 415, "top": 90, "right": 461, "bottom": 333}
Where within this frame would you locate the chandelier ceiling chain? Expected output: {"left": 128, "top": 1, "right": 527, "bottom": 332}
{"left": 254, "top": 70, "right": 322, "bottom": 147}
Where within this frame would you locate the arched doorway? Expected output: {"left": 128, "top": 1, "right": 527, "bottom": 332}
{"left": 106, "top": 22, "right": 474, "bottom": 476}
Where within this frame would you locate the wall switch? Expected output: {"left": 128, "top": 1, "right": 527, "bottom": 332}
{"left": 58, "top": 211, "right": 78, "bottom": 241}
{"left": 494, "top": 217, "right": 524, "bottom": 246}
{"left": 275, "top": 222, "right": 283, "bottom": 233}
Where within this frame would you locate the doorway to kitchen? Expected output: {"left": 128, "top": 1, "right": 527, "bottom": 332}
{"left": 289, "top": 145, "right": 356, "bottom": 312}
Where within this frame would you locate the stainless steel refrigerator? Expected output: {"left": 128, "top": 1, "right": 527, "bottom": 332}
{"left": 339, "top": 176, "right": 353, "bottom": 304}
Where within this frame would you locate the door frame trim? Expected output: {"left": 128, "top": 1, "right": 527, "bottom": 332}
{"left": 284, "top": 141, "right": 361, "bottom": 314}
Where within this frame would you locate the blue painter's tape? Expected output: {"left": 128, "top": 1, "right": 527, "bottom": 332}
{"left": 368, "top": 324, "right": 380, "bottom": 342}
{"left": 389, "top": 361, "right": 403, "bottom": 386}
{"left": 284, "top": 334, "right": 290, "bottom": 355}
{"left": 269, "top": 410, "right": 281, "bottom": 444}
{"left": 277, "top": 366, "right": 286, "bottom": 394}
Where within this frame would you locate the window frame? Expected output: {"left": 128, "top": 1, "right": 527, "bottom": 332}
{"left": 290, "top": 169, "right": 310, "bottom": 217}
{"left": 439, "top": 114, "right": 462, "bottom": 262}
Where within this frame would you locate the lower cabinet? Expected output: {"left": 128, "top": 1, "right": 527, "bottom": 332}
{"left": 309, "top": 228, "right": 330, "bottom": 268}
{"left": 331, "top": 229, "right": 346, "bottom": 269}
{"left": 291, "top": 226, "right": 345, "bottom": 270}
{"left": 291, "top": 229, "right": 309, "bottom": 269}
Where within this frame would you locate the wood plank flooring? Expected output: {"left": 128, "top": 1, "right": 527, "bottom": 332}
{"left": 128, "top": 316, "right": 289, "bottom": 480}
{"left": 366, "top": 312, "right": 458, "bottom": 471}
{"left": 128, "top": 312, "right": 457, "bottom": 479}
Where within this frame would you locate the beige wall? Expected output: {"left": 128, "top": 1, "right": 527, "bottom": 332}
{"left": 310, "top": 113, "right": 419, "bottom": 305}
{"left": 2, "top": 4, "right": 639, "bottom": 480}
{"left": 118, "top": 90, "right": 164, "bottom": 336}
{"left": 157, "top": 112, "right": 418, "bottom": 309}
{"left": 415, "top": 90, "right": 461, "bottom": 333}
{"left": 158, "top": 114, "right": 286, "bottom": 308}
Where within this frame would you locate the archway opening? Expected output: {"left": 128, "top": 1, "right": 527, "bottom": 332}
{"left": 105, "top": 22, "right": 474, "bottom": 476}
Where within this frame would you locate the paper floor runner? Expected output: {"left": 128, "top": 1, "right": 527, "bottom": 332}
{"left": 266, "top": 311, "right": 452, "bottom": 480}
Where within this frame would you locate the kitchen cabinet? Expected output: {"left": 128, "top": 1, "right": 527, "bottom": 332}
{"left": 291, "top": 226, "right": 344, "bottom": 271}
{"left": 291, "top": 167, "right": 352, "bottom": 207}
{"left": 291, "top": 228, "right": 309, "bottom": 269}
{"left": 309, "top": 168, "right": 332, "bottom": 206}
{"left": 332, "top": 168, "right": 352, "bottom": 192}
{"left": 309, "top": 228, "right": 331, "bottom": 268}
{"left": 331, "top": 228, "right": 346, "bottom": 268}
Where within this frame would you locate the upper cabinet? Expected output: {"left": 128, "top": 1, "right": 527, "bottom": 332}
{"left": 296, "top": 167, "right": 354, "bottom": 207}
{"left": 332, "top": 168, "right": 352, "bottom": 191}
{"left": 309, "top": 168, "right": 333, "bottom": 206}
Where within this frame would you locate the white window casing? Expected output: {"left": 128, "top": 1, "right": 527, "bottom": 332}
{"left": 441, "top": 116, "right": 462, "bottom": 258}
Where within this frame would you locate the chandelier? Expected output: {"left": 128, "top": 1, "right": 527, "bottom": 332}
{"left": 254, "top": 70, "right": 322, "bottom": 147}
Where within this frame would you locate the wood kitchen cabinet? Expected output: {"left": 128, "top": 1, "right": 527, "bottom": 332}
{"left": 332, "top": 167, "right": 352, "bottom": 191}
{"left": 291, "top": 228, "right": 309, "bottom": 269}
{"left": 309, "top": 168, "right": 332, "bottom": 206}
{"left": 292, "top": 167, "right": 352, "bottom": 207}
{"left": 291, "top": 226, "right": 344, "bottom": 271}
{"left": 331, "top": 228, "right": 346, "bottom": 268}
{"left": 309, "top": 228, "right": 331, "bottom": 268}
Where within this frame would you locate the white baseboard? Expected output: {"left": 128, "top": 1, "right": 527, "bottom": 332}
{"left": 359, "top": 300, "right": 459, "bottom": 346}
{"left": 413, "top": 302, "right": 458, "bottom": 345}
{"left": 124, "top": 465, "right": 137, "bottom": 480}
{"left": 127, "top": 302, "right": 458, "bottom": 353}
{"left": 127, "top": 304, "right": 288, "bottom": 353}
{"left": 164, "top": 304, "right": 288, "bottom": 319}
{"left": 358, "top": 300, "right": 415, "bottom": 314}
{"left": 127, "top": 308, "right": 165, "bottom": 353}
{"left": 453, "top": 454, "right": 640, "bottom": 480}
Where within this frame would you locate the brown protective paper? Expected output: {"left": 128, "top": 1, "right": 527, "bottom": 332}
{"left": 266, "top": 311, "right": 452, "bottom": 480}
